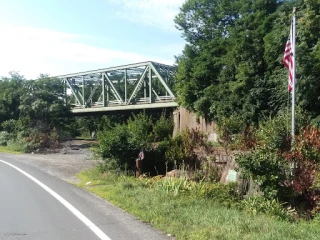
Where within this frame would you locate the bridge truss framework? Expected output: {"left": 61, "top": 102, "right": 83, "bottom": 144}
{"left": 57, "top": 61, "right": 178, "bottom": 113}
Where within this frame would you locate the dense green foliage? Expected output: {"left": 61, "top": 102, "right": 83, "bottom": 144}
{"left": 164, "top": 128, "right": 211, "bottom": 169}
{"left": 236, "top": 111, "right": 320, "bottom": 216}
{"left": 96, "top": 113, "right": 216, "bottom": 178}
{"left": 0, "top": 72, "right": 72, "bottom": 152}
{"left": 174, "top": 0, "right": 320, "bottom": 124}
{"left": 1, "top": 0, "right": 320, "bottom": 230}
{"left": 174, "top": 0, "right": 320, "bottom": 217}
{"left": 97, "top": 112, "right": 175, "bottom": 172}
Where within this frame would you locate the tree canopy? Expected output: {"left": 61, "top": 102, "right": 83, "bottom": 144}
{"left": 174, "top": 0, "right": 320, "bottom": 126}
{"left": 0, "top": 73, "right": 72, "bottom": 151}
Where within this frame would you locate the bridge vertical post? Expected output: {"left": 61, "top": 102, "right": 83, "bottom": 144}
{"left": 64, "top": 79, "right": 67, "bottom": 105}
{"left": 82, "top": 76, "right": 85, "bottom": 107}
{"left": 107, "top": 84, "right": 109, "bottom": 103}
{"left": 102, "top": 74, "right": 106, "bottom": 107}
{"left": 144, "top": 72, "right": 147, "bottom": 99}
{"left": 149, "top": 66, "right": 152, "bottom": 103}
{"left": 166, "top": 69, "right": 168, "bottom": 97}
{"left": 125, "top": 69, "right": 127, "bottom": 104}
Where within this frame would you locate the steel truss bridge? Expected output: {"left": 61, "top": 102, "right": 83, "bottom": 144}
{"left": 57, "top": 61, "right": 178, "bottom": 113}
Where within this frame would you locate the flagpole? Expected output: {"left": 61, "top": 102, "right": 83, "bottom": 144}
{"left": 291, "top": 7, "right": 296, "bottom": 144}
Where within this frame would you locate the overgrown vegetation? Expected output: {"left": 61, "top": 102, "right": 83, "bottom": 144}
{"left": 95, "top": 112, "right": 218, "bottom": 179}
{"left": 0, "top": 72, "right": 73, "bottom": 152}
{"left": 76, "top": 169, "right": 320, "bottom": 240}
{"left": 174, "top": 0, "right": 320, "bottom": 124}
{"left": 235, "top": 111, "right": 320, "bottom": 218}
{"left": 1, "top": 0, "right": 320, "bottom": 238}
{"left": 171, "top": 0, "right": 320, "bottom": 221}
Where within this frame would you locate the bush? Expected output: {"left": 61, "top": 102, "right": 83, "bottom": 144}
{"left": 127, "top": 112, "right": 154, "bottom": 150}
{"left": 98, "top": 124, "right": 134, "bottom": 170}
{"left": 283, "top": 126, "right": 320, "bottom": 214}
{"left": 97, "top": 112, "right": 175, "bottom": 173}
{"left": 240, "top": 196, "right": 289, "bottom": 220}
{"left": 217, "top": 115, "right": 247, "bottom": 150}
{"left": 1, "top": 119, "right": 18, "bottom": 133}
{"left": 153, "top": 114, "right": 174, "bottom": 141}
{"left": 165, "top": 128, "right": 211, "bottom": 169}
{"left": 19, "top": 128, "right": 61, "bottom": 152}
{"left": 236, "top": 112, "right": 309, "bottom": 200}
{"left": 0, "top": 131, "right": 13, "bottom": 146}
{"left": 193, "top": 160, "right": 221, "bottom": 182}
{"left": 152, "top": 177, "right": 198, "bottom": 196}
{"left": 235, "top": 111, "right": 320, "bottom": 217}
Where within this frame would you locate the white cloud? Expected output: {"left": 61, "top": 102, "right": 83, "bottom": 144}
{"left": 0, "top": 24, "right": 174, "bottom": 79}
{"left": 108, "top": 0, "right": 185, "bottom": 31}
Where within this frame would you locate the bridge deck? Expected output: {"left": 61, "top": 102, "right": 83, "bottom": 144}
{"left": 71, "top": 102, "right": 178, "bottom": 113}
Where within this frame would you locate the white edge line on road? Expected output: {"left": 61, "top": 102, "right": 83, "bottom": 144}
{"left": 0, "top": 159, "right": 111, "bottom": 240}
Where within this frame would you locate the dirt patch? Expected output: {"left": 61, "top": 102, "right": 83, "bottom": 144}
{"left": 2, "top": 140, "right": 99, "bottom": 184}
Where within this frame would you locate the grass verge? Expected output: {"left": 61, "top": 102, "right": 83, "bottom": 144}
{"left": 76, "top": 168, "right": 320, "bottom": 240}
{"left": 0, "top": 145, "right": 24, "bottom": 154}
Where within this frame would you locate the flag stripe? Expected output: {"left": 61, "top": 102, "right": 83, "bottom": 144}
{"left": 283, "top": 23, "right": 294, "bottom": 93}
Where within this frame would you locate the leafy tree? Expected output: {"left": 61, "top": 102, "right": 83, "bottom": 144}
{"left": 0, "top": 72, "right": 74, "bottom": 150}
{"left": 0, "top": 71, "right": 25, "bottom": 125}
{"left": 19, "top": 74, "right": 70, "bottom": 133}
{"left": 15, "top": 74, "right": 72, "bottom": 151}
{"left": 174, "top": 0, "right": 320, "bottom": 125}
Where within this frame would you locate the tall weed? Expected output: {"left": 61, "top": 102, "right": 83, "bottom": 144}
{"left": 240, "top": 196, "right": 290, "bottom": 220}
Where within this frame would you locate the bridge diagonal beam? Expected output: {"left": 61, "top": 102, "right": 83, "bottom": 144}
{"left": 86, "top": 81, "right": 101, "bottom": 106}
{"left": 64, "top": 78, "right": 83, "bottom": 106}
{"left": 150, "top": 62, "right": 175, "bottom": 98}
{"left": 127, "top": 66, "right": 149, "bottom": 104}
{"left": 152, "top": 89, "right": 161, "bottom": 101}
{"left": 103, "top": 73, "right": 124, "bottom": 103}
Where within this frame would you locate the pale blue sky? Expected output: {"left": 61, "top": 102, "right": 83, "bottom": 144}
{"left": 0, "top": 0, "right": 186, "bottom": 78}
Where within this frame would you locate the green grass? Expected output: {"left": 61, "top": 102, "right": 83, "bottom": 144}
{"left": 77, "top": 168, "right": 320, "bottom": 240}
{"left": 0, "top": 144, "right": 24, "bottom": 154}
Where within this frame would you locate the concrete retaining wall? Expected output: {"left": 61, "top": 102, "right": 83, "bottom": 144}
{"left": 173, "top": 107, "right": 218, "bottom": 142}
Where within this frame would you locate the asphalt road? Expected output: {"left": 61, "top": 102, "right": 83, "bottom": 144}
{"left": 0, "top": 155, "right": 170, "bottom": 240}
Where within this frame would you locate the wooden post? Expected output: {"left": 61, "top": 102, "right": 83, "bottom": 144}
{"left": 135, "top": 159, "right": 142, "bottom": 178}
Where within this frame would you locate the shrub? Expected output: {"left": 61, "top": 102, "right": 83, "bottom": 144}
{"left": 283, "top": 126, "right": 320, "bottom": 214}
{"left": 98, "top": 124, "right": 134, "bottom": 170}
{"left": 165, "top": 128, "right": 211, "bottom": 169}
{"left": 236, "top": 111, "right": 320, "bottom": 217}
{"left": 193, "top": 160, "right": 221, "bottom": 182}
{"left": 217, "top": 115, "right": 246, "bottom": 150}
{"left": 153, "top": 114, "right": 174, "bottom": 141}
{"left": 236, "top": 112, "right": 309, "bottom": 200}
{"left": 127, "top": 112, "right": 153, "bottom": 150}
{"left": 0, "top": 131, "right": 14, "bottom": 146}
{"left": 146, "top": 176, "right": 238, "bottom": 205}
{"left": 1, "top": 119, "right": 18, "bottom": 133}
{"left": 240, "top": 196, "right": 289, "bottom": 220}
{"left": 97, "top": 112, "right": 175, "bottom": 173}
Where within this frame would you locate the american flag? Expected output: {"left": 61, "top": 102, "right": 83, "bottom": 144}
{"left": 283, "top": 23, "right": 294, "bottom": 92}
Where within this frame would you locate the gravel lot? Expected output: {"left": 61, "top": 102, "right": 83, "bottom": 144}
{"left": 0, "top": 140, "right": 98, "bottom": 184}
